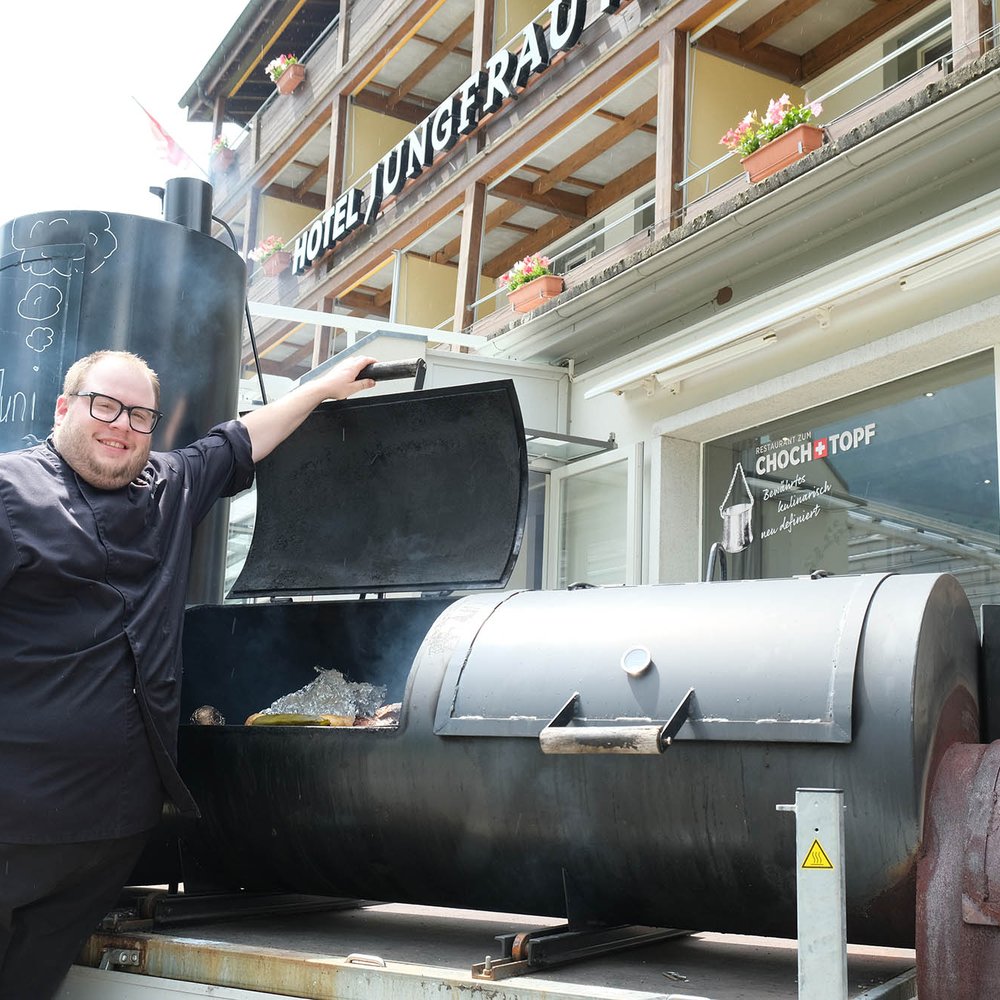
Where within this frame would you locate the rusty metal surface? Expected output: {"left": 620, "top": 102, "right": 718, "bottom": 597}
{"left": 70, "top": 908, "right": 918, "bottom": 999}
{"left": 917, "top": 740, "right": 1000, "bottom": 1000}
{"left": 962, "top": 741, "right": 1000, "bottom": 925}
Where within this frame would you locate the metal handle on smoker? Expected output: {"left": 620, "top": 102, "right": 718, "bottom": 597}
{"left": 539, "top": 688, "right": 695, "bottom": 755}
{"left": 357, "top": 359, "right": 426, "bottom": 382}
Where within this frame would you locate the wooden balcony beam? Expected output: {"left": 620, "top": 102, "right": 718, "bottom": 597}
{"left": 493, "top": 176, "right": 589, "bottom": 219}
{"left": 413, "top": 33, "right": 472, "bottom": 59}
{"left": 801, "top": 0, "right": 932, "bottom": 80}
{"left": 520, "top": 165, "right": 602, "bottom": 192}
{"left": 432, "top": 200, "right": 521, "bottom": 264}
{"left": 296, "top": 157, "right": 330, "bottom": 198}
{"left": 533, "top": 94, "right": 658, "bottom": 195}
{"left": 483, "top": 216, "right": 577, "bottom": 279}
{"left": 593, "top": 108, "right": 657, "bottom": 135}
{"left": 740, "top": 0, "right": 823, "bottom": 51}
{"left": 389, "top": 13, "right": 475, "bottom": 110}
{"left": 265, "top": 183, "right": 326, "bottom": 210}
{"left": 354, "top": 86, "right": 438, "bottom": 124}
{"left": 696, "top": 26, "right": 803, "bottom": 81}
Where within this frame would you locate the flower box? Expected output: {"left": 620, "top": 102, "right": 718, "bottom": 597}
{"left": 262, "top": 250, "right": 292, "bottom": 277}
{"left": 275, "top": 63, "right": 306, "bottom": 95}
{"left": 741, "top": 123, "right": 825, "bottom": 184}
{"left": 507, "top": 274, "right": 564, "bottom": 313}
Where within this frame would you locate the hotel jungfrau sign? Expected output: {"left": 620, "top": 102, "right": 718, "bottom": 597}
{"left": 292, "top": 0, "right": 621, "bottom": 274}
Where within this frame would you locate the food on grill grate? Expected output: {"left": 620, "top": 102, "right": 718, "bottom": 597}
{"left": 245, "top": 712, "right": 355, "bottom": 727}
{"left": 246, "top": 667, "right": 390, "bottom": 726}
{"left": 353, "top": 702, "right": 401, "bottom": 727}
{"left": 190, "top": 705, "right": 226, "bottom": 726}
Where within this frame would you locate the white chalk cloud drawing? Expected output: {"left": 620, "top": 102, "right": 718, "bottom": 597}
{"left": 18, "top": 283, "right": 63, "bottom": 321}
{"left": 11, "top": 213, "right": 118, "bottom": 276}
{"left": 26, "top": 327, "right": 55, "bottom": 353}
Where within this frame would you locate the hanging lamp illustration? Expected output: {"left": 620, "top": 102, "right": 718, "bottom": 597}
{"left": 720, "top": 462, "right": 754, "bottom": 554}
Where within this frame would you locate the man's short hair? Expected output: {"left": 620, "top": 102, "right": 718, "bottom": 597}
{"left": 62, "top": 351, "right": 161, "bottom": 407}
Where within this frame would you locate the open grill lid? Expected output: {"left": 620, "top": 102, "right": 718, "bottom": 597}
{"left": 229, "top": 379, "right": 528, "bottom": 598}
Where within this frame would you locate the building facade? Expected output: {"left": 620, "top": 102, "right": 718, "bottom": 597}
{"left": 184, "top": 0, "right": 1000, "bottom": 604}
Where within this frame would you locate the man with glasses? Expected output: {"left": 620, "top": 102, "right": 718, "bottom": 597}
{"left": 0, "top": 348, "right": 376, "bottom": 999}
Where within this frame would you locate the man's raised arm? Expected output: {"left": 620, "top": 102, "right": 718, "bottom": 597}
{"left": 240, "top": 355, "right": 378, "bottom": 463}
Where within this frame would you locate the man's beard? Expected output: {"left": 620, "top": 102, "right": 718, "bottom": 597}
{"left": 53, "top": 420, "right": 151, "bottom": 490}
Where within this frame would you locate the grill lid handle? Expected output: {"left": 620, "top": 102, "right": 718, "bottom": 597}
{"left": 539, "top": 688, "right": 695, "bottom": 755}
{"left": 358, "top": 358, "right": 427, "bottom": 388}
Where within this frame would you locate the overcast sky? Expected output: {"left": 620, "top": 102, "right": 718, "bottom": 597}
{"left": 2, "top": 1, "right": 250, "bottom": 225}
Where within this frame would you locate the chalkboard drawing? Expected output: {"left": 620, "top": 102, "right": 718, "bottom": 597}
{"left": 11, "top": 212, "right": 118, "bottom": 276}
{"left": 720, "top": 462, "right": 754, "bottom": 554}
{"left": 26, "top": 327, "right": 55, "bottom": 353}
{"left": 17, "top": 283, "right": 63, "bottom": 322}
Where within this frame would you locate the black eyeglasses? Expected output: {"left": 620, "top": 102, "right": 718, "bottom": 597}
{"left": 72, "top": 392, "right": 163, "bottom": 434}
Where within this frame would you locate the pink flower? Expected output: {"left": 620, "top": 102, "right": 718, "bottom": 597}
{"left": 765, "top": 95, "right": 790, "bottom": 125}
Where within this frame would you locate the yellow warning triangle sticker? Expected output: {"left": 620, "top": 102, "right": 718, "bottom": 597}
{"left": 802, "top": 839, "right": 834, "bottom": 869}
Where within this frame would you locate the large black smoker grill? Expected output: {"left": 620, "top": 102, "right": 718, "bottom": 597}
{"left": 172, "top": 385, "right": 980, "bottom": 954}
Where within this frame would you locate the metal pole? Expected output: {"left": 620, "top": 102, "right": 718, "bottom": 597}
{"left": 777, "top": 788, "right": 848, "bottom": 1000}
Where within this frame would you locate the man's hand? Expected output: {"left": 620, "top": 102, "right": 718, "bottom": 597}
{"left": 241, "top": 355, "right": 379, "bottom": 463}
{"left": 303, "top": 354, "right": 378, "bottom": 402}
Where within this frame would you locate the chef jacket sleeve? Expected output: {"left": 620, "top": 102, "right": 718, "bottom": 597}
{"left": 0, "top": 490, "right": 18, "bottom": 590}
{"left": 169, "top": 420, "right": 256, "bottom": 526}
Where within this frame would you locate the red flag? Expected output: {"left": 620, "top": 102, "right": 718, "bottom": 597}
{"left": 135, "top": 100, "right": 197, "bottom": 168}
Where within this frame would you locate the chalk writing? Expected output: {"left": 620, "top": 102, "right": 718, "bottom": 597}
{"left": 0, "top": 369, "right": 38, "bottom": 426}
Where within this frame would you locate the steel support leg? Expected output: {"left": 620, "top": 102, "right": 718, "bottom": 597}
{"left": 778, "top": 788, "right": 848, "bottom": 1000}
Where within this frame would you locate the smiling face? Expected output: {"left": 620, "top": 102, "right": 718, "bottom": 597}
{"left": 53, "top": 356, "right": 158, "bottom": 489}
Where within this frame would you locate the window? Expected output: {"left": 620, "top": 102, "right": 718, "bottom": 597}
{"left": 547, "top": 445, "right": 643, "bottom": 588}
{"left": 885, "top": 7, "right": 952, "bottom": 86}
{"left": 703, "top": 354, "right": 1000, "bottom": 613}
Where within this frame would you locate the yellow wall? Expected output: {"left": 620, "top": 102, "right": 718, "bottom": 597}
{"left": 399, "top": 255, "right": 456, "bottom": 328}
{"left": 496, "top": 0, "right": 550, "bottom": 47}
{"left": 258, "top": 196, "right": 315, "bottom": 248}
{"left": 347, "top": 105, "right": 413, "bottom": 187}
{"left": 396, "top": 256, "right": 498, "bottom": 328}
{"left": 688, "top": 50, "right": 807, "bottom": 190}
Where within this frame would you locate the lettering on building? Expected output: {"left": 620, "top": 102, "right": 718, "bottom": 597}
{"left": 293, "top": 0, "right": 617, "bottom": 274}
{"left": 754, "top": 422, "right": 877, "bottom": 540}
{"left": 754, "top": 422, "right": 877, "bottom": 477}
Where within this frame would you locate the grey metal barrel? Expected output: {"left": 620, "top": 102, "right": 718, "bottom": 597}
{"left": 176, "top": 571, "right": 979, "bottom": 947}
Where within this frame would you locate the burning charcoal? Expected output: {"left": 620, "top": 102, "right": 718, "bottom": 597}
{"left": 190, "top": 705, "right": 225, "bottom": 726}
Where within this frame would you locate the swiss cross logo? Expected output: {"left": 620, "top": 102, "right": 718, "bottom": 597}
{"left": 813, "top": 438, "right": 828, "bottom": 459}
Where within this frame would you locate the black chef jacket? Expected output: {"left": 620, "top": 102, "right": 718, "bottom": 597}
{"left": 0, "top": 421, "right": 254, "bottom": 843}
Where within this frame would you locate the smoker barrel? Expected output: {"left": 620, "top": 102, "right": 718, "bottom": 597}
{"left": 174, "top": 568, "right": 978, "bottom": 948}
{"left": 0, "top": 200, "right": 245, "bottom": 603}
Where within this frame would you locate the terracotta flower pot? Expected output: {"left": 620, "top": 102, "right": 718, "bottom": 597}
{"left": 261, "top": 250, "right": 292, "bottom": 277}
{"left": 741, "top": 123, "right": 825, "bottom": 183}
{"left": 275, "top": 63, "right": 306, "bottom": 95}
{"left": 506, "top": 273, "right": 564, "bottom": 313}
